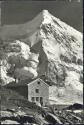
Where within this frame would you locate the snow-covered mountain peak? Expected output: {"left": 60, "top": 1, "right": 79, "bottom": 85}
{"left": 41, "top": 10, "right": 52, "bottom": 24}
{"left": 0, "top": 10, "right": 83, "bottom": 104}
{"left": 42, "top": 9, "right": 49, "bottom": 15}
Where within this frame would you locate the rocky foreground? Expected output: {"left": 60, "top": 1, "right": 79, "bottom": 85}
{"left": 0, "top": 88, "right": 84, "bottom": 124}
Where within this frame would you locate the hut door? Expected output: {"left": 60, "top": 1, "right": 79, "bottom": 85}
{"left": 40, "top": 97, "right": 43, "bottom": 106}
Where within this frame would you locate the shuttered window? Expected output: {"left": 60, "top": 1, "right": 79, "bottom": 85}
{"left": 36, "top": 97, "right": 39, "bottom": 101}
{"left": 31, "top": 97, "right": 35, "bottom": 102}
{"left": 35, "top": 89, "right": 39, "bottom": 93}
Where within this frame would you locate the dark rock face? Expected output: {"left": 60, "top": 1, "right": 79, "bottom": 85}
{"left": 65, "top": 103, "right": 84, "bottom": 110}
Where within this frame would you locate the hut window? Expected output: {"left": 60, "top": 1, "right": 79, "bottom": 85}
{"left": 35, "top": 89, "right": 39, "bottom": 93}
{"left": 37, "top": 81, "right": 40, "bottom": 84}
{"left": 36, "top": 97, "right": 39, "bottom": 101}
{"left": 31, "top": 97, "right": 35, "bottom": 102}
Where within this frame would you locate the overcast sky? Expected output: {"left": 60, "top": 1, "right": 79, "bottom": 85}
{"left": 1, "top": 0, "right": 83, "bottom": 32}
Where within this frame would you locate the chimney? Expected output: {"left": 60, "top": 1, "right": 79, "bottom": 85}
{"left": 16, "top": 79, "right": 18, "bottom": 83}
